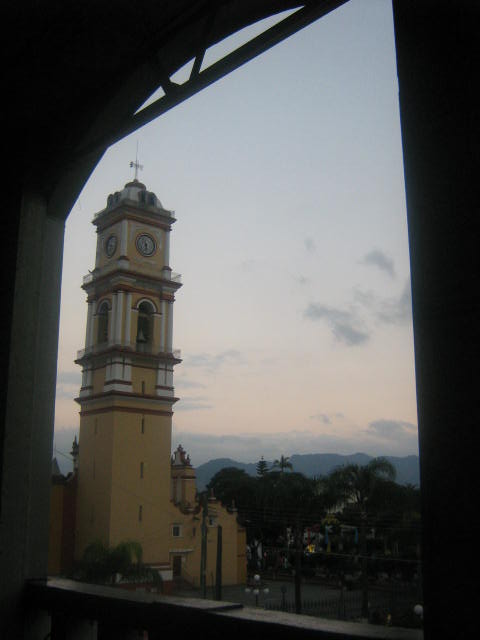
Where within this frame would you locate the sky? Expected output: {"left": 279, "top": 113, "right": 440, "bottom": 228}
{"left": 53, "top": 0, "right": 418, "bottom": 472}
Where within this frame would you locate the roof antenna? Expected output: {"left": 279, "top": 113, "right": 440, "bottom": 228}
{"left": 130, "top": 141, "right": 143, "bottom": 181}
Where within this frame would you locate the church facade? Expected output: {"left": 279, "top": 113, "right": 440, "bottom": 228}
{"left": 64, "top": 178, "right": 246, "bottom": 588}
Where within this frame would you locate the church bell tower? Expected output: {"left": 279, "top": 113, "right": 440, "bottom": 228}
{"left": 74, "top": 178, "right": 181, "bottom": 568}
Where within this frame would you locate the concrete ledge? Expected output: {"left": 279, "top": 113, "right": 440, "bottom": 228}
{"left": 27, "top": 578, "right": 242, "bottom": 613}
{"left": 217, "top": 607, "right": 423, "bottom": 639}
{"left": 26, "top": 579, "right": 422, "bottom": 639}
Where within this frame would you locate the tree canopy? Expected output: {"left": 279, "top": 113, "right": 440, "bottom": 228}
{"left": 208, "top": 466, "right": 327, "bottom": 545}
{"left": 272, "top": 455, "right": 293, "bottom": 472}
{"left": 73, "top": 540, "right": 162, "bottom": 588}
{"left": 256, "top": 456, "right": 269, "bottom": 477}
{"left": 207, "top": 456, "right": 420, "bottom": 581}
{"left": 325, "top": 457, "right": 396, "bottom": 510}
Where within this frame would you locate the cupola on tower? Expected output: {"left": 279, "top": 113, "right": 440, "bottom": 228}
{"left": 74, "top": 178, "right": 181, "bottom": 569}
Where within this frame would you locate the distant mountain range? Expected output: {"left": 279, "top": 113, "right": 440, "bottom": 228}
{"left": 195, "top": 453, "right": 420, "bottom": 491}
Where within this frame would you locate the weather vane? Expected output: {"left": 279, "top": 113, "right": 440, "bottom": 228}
{"left": 130, "top": 141, "right": 143, "bottom": 180}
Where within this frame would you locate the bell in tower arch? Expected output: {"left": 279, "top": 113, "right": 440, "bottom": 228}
{"left": 136, "top": 301, "right": 153, "bottom": 346}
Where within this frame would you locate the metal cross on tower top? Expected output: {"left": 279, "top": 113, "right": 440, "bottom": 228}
{"left": 130, "top": 158, "right": 143, "bottom": 180}
{"left": 130, "top": 143, "right": 143, "bottom": 180}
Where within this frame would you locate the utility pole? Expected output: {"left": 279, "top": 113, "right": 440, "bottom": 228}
{"left": 294, "top": 525, "right": 302, "bottom": 614}
{"left": 360, "top": 510, "right": 369, "bottom": 620}
{"left": 200, "top": 494, "right": 208, "bottom": 598}
{"left": 215, "top": 525, "right": 222, "bottom": 601}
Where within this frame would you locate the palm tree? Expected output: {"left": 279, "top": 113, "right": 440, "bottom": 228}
{"left": 272, "top": 455, "right": 293, "bottom": 473}
{"left": 76, "top": 539, "right": 162, "bottom": 588}
{"left": 327, "top": 457, "right": 395, "bottom": 507}
{"left": 326, "top": 458, "right": 396, "bottom": 619}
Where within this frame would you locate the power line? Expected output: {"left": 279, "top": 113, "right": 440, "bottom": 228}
{"left": 53, "top": 447, "right": 73, "bottom": 462}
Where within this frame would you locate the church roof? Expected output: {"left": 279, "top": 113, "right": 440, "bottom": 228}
{"left": 105, "top": 179, "right": 164, "bottom": 212}
{"left": 171, "top": 444, "right": 193, "bottom": 467}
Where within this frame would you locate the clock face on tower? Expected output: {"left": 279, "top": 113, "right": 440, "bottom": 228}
{"left": 136, "top": 233, "right": 156, "bottom": 256}
{"left": 105, "top": 234, "right": 117, "bottom": 257}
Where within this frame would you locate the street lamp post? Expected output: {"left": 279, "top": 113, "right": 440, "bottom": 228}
{"left": 245, "top": 574, "right": 269, "bottom": 607}
{"left": 414, "top": 603, "right": 423, "bottom": 625}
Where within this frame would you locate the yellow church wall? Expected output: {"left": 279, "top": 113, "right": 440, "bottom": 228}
{"left": 75, "top": 412, "right": 115, "bottom": 558}
{"left": 108, "top": 411, "right": 173, "bottom": 564}
{"left": 170, "top": 472, "right": 196, "bottom": 507}
{"left": 165, "top": 498, "right": 247, "bottom": 587}
{"left": 236, "top": 526, "right": 247, "bottom": 584}
{"left": 166, "top": 507, "right": 200, "bottom": 586}
{"left": 90, "top": 362, "right": 153, "bottom": 396}
{"left": 92, "top": 367, "right": 106, "bottom": 394}
{"left": 184, "top": 477, "right": 196, "bottom": 506}
{"left": 213, "top": 507, "right": 247, "bottom": 586}
{"left": 184, "top": 524, "right": 244, "bottom": 587}
{"left": 130, "top": 365, "right": 157, "bottom": 395}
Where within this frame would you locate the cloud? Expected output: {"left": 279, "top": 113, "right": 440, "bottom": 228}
{"left": 361, "top": 249, "right": 395, "bottom": 278}
{"left": 293, "top": 275, "right": 309, "bottom": 285}
{"left": 57, "top": 370, "right": 81, "bottom": 385}
{"left": 56, "top": 386, "right": 78, "bottom": 400}
{"left": 304, "top": 279, "right": 411, "bottom": 346}
{"left": 56, "top": 370, "right": 81, "bottom": 399}
{"left": 171, "top": 432, "right": 264, "bottom": 466}
{"left": 304, "top": 303, "right": 369, "bottom": 346}
{"left": 353, "top": 288, "right": 375, "bottom": 308}
{"left": 366, "top": 419, "right": 417, "bottom": 437}
{"left": 240, "top": 259, "right": 265, "bottom": 272}
{"left": 304, "top": 237, "right": 316, "bottom": 253}
{"left": 354, "top": 280, "right": 412, "bottom": 326}
{"left": 184, "top": 350, "right": 244, "bottom": 372}
{"left": 310, "top": 413, "right": 331, "bottom": 424}
{"left": 309, "top": 412, "right": 345, "bottom": 425}
{"left": 375, "top": 281, "right": 412, "bottom": 325}
{"left": 175, "top": 396, "right": 213, "bottom": 412}
{"left": 171, "top": 426, "right": 419, "bottom": 467}
{"left": 364, "top": 419, "right": 418, "bottom": 450}
{"left": 175, "top": 378, "right": 206, "bottom": 390}
{"left": 260, "top": 355, "right": 280, "bottom": 366}
{"left": 309, "top": 412, "right": 344, "bottom": 424}
{"left": 241, "top": 259, "right": 256, "bottom": 270}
